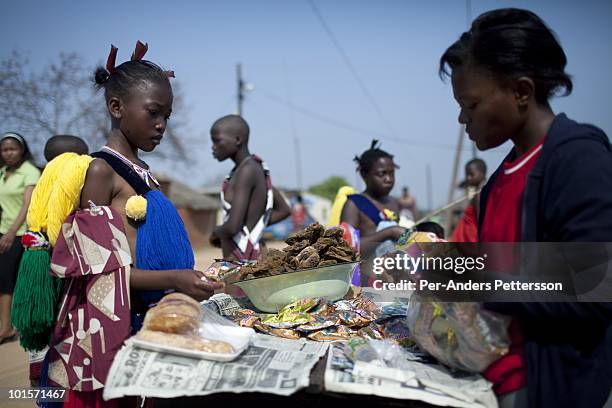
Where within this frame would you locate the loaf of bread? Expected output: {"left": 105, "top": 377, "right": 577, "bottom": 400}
{"left": 143, "top": 293, "right": 203, "bottom": 335}
{"left": 137, "top": 329, "right": 234, "bottom": 354}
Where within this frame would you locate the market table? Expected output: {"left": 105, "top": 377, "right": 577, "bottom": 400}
{"left": 153, "top": 353, "right": 435, "bottom": 408}
{"left": 104, "top": 291, "right": 496, "bottom": 408}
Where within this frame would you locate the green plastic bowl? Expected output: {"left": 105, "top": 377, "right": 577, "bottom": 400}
{"left": 234, "top": 262, "right": 359, "bottom": 312}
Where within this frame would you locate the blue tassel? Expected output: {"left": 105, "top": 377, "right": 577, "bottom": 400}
{"left": 135, "top": 190, "right": 195, "bottom": 308}
{"left": 136, "top": 190, "right": 194, "bottom": 269}
{"left": 37, "top": 350, "right": 62, "bottom": 408}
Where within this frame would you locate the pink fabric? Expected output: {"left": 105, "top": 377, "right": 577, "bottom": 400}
{"left": 47, "top": 206, "right": 132, "bottom": 391}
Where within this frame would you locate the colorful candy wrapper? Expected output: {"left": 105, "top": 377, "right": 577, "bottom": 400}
{"left": 357, "top": 323, "right": 385, "bottom": 341}
{"left": 237, "top": 316, "right": 261, "bottom": 328}
{"left": 268, "top": 328, "right": 301, "bottom": 339}
{"left": 307, "top": 329, "right": 349, "bottom": 342}
{"left": 296, "top": 316, "right": 337, "bottom": 332}
{"left": 262, "top": 312, "right": 313, "bottom": 329}
{"left": 333, "top": 300, "right": 353, "bottom": 311}
{"left": 203, "top": 259, "right": 241, "bottom": 282}
{"left": 252, "top": 321, "right": 271, "bottom": 335}
{"left": 337, "top": 325, "right": 357, "bottom": 337}
{"left": 279, "top": 298, "right": 320, "bottom": 315}
{"left": 350, "top": 297, "right": 383, "bottom": 321}
{"left": 338, "top": 310, "right": 372, "bottom": 327}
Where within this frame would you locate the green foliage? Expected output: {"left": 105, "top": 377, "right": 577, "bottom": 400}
{"left": 308, "top": 176, "right": 351, "bottom": 201}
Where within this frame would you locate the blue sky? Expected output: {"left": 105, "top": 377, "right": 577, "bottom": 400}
{"left": 2, "top": 0, "right": 611, "bottom": 209}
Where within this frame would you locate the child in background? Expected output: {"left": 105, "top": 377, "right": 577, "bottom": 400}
{"left": 210, "top": 114, "right": 290, "bottom": 262}
{"left": 450, "top": 158, "right": 486, "bottom": 242}
{"left": 291, "top": 194, "right": 307, "bottom": 233}
{"left": 398, "top": 186, "right": 417, "bottom": 222}
{"left": 44, "top": 135, "right": 89, "bottom": 162}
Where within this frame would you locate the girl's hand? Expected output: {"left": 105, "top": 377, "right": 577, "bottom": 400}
{"left": 0, "top": 232, "right": 16, "bottom": 253}
{"left": 173, "top": 269, "right": 224, "bottom": 301}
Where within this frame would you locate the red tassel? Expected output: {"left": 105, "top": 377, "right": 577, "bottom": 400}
{"left": 106, "top": 45, "right": 118, "bottom": 74}
{"left": 131, "top": 41, "right": 148, "bottom": 61}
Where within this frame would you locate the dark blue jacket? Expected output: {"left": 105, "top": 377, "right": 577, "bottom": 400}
{"left": 479, "top": 113, "right": 612, "bottom": 408}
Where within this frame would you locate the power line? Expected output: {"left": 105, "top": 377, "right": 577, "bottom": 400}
{"left": 307, "top": 0, "right": 398, "bottom": 139}
{"left": 255, "top": 86, "right": 483, "bottom": 153}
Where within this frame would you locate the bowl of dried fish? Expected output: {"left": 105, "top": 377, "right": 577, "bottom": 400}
{"left": 233, "top": 223, "right": 360, "bottom": 312}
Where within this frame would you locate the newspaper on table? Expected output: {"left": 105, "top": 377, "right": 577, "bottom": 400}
{"left": 325, "top": 343, "right": 497, "bottom": 408}
{"left": 253, "top": 333, "right": 329, "bottom": 357}
{"left": 103, "top": 334, "right": 328, "bottom": 401}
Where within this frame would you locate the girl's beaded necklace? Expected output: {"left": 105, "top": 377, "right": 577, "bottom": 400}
{"left": 101, "top": 146, "right": 160, "bottom": 188}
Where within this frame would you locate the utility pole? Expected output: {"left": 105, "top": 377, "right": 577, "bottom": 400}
{"left": 294, "top": 138, "right": 303, "bottom": 192}
{"left": 284, "top": 62, "right": 303, "bottom": 192}
{"left": 426, "top": 163, "right": 433, "bottom": 212}
{"left": 236, "top": 63, "right": 244, "bottom": 116}
{"left": 445, "top": 125, "right": 465, "bottom": 233}
{"left": 466, "top": 0, "right": 477, "bottom": 159}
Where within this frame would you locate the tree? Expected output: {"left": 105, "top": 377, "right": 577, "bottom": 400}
{"left": 0, "top": 51, "right": 195, "bottom": 164}
{"left": 307, "top": 176, "right": 351, "bottom": 201}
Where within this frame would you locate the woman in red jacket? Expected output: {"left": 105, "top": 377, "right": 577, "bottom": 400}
{"left": 440, "top": 8, "right": 612, "bottom": 408}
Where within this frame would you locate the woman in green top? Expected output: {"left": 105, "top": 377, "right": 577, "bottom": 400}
{"left": 0, "top": 132, "right": 40, "bottom": 343}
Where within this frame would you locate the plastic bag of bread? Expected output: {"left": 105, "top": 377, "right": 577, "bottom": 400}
{"left": 142, "top": 292, "right": 203, "bottom": 335}
{"left": 137, "top": 329, "right": 234, "bottom": 353}
{"left": 134, "top": 292, "right": 255, "bottom": 360}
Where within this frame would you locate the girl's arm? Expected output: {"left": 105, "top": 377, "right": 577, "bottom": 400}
{"left": 214, "top": 165, "right": 256, "bottom": 240}
{"left": 269, "top": 187, "right": 291, "bottom": 225}
{"left": 81, "top": 159, "right": 222, "bottom": 300}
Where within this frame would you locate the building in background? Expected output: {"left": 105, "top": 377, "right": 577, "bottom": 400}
{"left": 157, "top": 174, "right": 219, "bottom": 248}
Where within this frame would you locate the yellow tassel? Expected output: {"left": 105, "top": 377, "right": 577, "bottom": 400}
{"left": 26, "top": 152, "right": 93, "bottom": 246}
{"left": 47, "top": 154, "right": 93, "bottom": 246}
{"left": 327, "top": 186, "right": 357, "bottom": 226}
{"left": 27, "top": 154, "right": 72, "bottom": 233}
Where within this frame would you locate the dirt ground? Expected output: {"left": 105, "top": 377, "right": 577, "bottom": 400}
{"left": 0, "top": 241, "right": 284, "bottom": 407}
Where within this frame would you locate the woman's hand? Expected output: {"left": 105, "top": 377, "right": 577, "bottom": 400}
{"left": 0, "top": 231, "right": 16, "bottom": 253}
{"left": 172, "top": 269, "right": 224, "bottom": 301}
{"left": 386, "top": 226, "right": 407, "bottom": 241}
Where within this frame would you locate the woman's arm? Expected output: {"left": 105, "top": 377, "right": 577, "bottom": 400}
{"left": 340, "top": 199, "right": 405, "bottom": 258}
{"left": 0, "top": 185, "right": 34, "bottom": 253}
